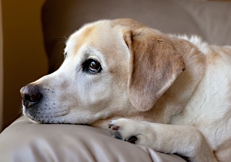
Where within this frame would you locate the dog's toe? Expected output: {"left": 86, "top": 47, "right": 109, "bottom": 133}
{"left": 108, "top": 123, "right": 120, "bottom": 130}
{"left": 125, "top": 136, "right": 138, "bottom": 144}
{"left": 108, "top": 119, "right": 140, "bottom": 144}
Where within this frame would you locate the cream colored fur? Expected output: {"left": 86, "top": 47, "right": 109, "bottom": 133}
{"left": 22, "top": 19, "right": 231, "bottom": 162}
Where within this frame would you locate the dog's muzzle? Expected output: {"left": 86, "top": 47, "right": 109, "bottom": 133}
{"left": 20, "top": 84, "right": 43, "bottom": 108}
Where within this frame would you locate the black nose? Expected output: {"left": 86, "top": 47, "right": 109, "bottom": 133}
{"left": 20, "top": 84, "right": 43, "bottom": 108}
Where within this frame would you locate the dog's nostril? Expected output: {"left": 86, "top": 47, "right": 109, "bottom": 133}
{"left": 20, "top": 84, "right": 43, "bottom": 108}
{"left": 24, "top": 93, "right": 42, "bottom": 103}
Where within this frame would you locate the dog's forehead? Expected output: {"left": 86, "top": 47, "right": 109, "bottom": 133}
{"left": 65, "top": 20, "right": 124, "bottom": 55}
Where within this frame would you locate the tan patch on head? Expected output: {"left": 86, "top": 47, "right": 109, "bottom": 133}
{"left": 111, "top": 18, "right": 145, "bottom": 30}
{"left": 67, "top": 24, "right": 97, "bottom": 55}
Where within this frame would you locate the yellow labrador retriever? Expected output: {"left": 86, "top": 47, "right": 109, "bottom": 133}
{"left": 20, "top": 19, "right": 231, "bottom": 162}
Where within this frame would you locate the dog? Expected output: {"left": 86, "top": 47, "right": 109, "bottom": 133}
{"left": 20, "top": 18, "right": 231, "bottom": 162}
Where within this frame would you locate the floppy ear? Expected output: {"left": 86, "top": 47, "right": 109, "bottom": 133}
{"left": 124, "top": 28, "right": 185, "bottom": 111}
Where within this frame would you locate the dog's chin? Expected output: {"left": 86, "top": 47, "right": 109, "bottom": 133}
{"left": 23, "top": 112, "right": 47, "bottom": 124}
{"left": 27, "top": 116, "right": 42, "bottom": 124}
{"left": 23, "top": 109, "right": 89, "bottom": 125}
{"left": 25, "top": 115, "right": 90, "bottom": 126}
{"left": 24, "top": 114, "right": 63, "bottom": 124}
{"left": 22, "top": 104, "right": 73, "bottom": 124}
{"left": 23, "top": 113, "right": 65, "bottom": 124}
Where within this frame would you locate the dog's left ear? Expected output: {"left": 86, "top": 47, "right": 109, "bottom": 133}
{"left": 124, "top": 28, "right": 185, "bottom": 111}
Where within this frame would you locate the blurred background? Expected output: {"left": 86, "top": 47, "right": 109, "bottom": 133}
{"left": 0, "top": 0, "right": 47, "bottom": 131}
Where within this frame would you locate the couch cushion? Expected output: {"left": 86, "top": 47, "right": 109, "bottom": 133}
{"left": 0, "top": 117, "right": 185, "bottom": 162}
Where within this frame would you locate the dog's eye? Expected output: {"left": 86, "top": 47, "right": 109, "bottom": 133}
{"left": 82, "top": 59, "right": 102, "bottom": 74}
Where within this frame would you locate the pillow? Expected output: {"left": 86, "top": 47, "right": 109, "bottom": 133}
{"left": 0, "top": 117, "right": 185, "bottom": 162}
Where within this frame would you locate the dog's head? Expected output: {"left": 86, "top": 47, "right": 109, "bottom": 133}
{"left": 20, "top": 19, "right": 185, "bottom": 126}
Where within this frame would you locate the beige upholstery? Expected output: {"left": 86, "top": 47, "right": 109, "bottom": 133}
{"left": 0, "top": 117, "right": 185, "bottom": 162}
{"left": 0, "top": 0, "right": 231, "bottom": 161}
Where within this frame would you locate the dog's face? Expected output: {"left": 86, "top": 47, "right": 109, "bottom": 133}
{"left": 20, "top": 19, "right": 185, "bottom": 126}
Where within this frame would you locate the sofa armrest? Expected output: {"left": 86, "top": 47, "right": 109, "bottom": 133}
{"left": 0, "top": 117, "right": 185, "bottom": 162}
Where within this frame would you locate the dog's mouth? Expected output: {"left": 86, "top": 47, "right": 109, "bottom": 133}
{"left": 22, "top": 105, "right": 70, "bottom": 124}
{"left": 22, "top": 105, "right": 93, "bottom": 126}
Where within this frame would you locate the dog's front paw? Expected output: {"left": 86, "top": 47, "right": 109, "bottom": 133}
{"left": 108, "top": 118, "right": 142, "bottom": 144}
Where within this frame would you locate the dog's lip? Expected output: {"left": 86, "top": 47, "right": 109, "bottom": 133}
{"left": 22, "top": 105, "right": 70, "bottom": 123}
{"left": 24, "top": 113, "right": 90, "bottom": 125}
{"left": 23, "top": 111, "right": 42, "bottom": 123}
{"left": 52, "top": 109, "right": 69, "bottom": 117}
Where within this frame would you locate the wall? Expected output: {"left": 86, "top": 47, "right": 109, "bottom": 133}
{"left": 2, "top": 0, "right": 47, "bottom": 129}
{"left": 0, "top": 1, "right": 3, "bottom": 131}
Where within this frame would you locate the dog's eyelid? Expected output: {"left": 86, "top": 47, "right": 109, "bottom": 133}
{"left": 87, "top": 55, "right": 100, "bottom": 61}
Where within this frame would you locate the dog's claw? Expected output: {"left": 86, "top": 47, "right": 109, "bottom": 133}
{"left": 112, "top": 126, "right": 120, "bottom": 130}
{"left": 108, "top": 123, "right": 120, "bottom": 130}
{"left": 125, "top": 136, "right": 138, "bottom": 144}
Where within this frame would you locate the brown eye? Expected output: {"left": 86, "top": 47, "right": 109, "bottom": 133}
{"left": 82, "top": 59, "right": 102, "bottom": 74}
